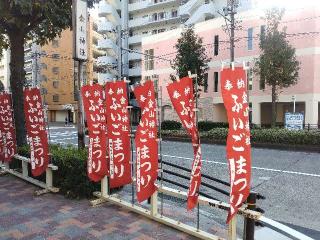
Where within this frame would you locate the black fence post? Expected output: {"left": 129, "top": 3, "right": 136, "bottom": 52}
{"left": 243, "top": 192, "right": 257, "bottom": 240}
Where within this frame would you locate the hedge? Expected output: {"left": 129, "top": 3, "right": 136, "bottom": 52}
{"left": 161, "top": 120, "right": 182, "bottom": 130}
{"left": 198, "top": 121, "right": 229, "bottom": 131}
{"left": 162, "top": 128, "right": 320, "bottom": 146}
{"left": 17, "top": 145, "right": 99, "bottom": 199}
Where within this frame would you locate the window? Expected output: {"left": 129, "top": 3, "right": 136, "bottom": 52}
{"left": 247, "top": 69, "right": 253, "bottom": 90}
{"left": 52, "top": 67, "right": 59, "bottom": 74}
{"left": 53, "top": 94, "right": 59, "bottom": 102}
{"left": 248, "top": 28, "right": 253, "bottom": 50}
{"left": 52, "top": 53, "right": 60, "bottom": 60}
{"left": 158, "top": 28, "right": 165, "bottom": 33}
{"left": 171, "top": 10, "right": 178, "bottom": 18}
{"left": 158, "top": 12, "right": 166, "bottom": 20}
{"left": 204, "top": 73, "right": 208, "bottom": 93}
{"left": 144, "top": 49, "right": 154, "bottom": 71}
{"left": 214, "top": 72, "right": 219, "bottom": 92}
{"left": 53, "top": 81, "right": 59, "bottom": 89}
{"left": 214, "top": 35, "right": 219, "bottom": 56}
{"left": 260, "top": 76, "right": 265, "bottom": 90}
{"left": 52, "top": 39, "right": 59, "bottom": 48}
{"left": 152, "top": 29, "right": 158, "bottom": 35}
{"left": 260, "top": 25, "right": 266, "bottom": 39}
{"left": 41, "top": 75, "right": 47, "bottom": 82}
{"left": 41, "top": 63, "right": 47, "bottom": 69}
{"left": 152, "top": 13, "right": 157, "bottom": 21}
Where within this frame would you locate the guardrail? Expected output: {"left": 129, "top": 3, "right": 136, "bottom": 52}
{"left": 0, "top": 155, "right": 59, "bottom": 195}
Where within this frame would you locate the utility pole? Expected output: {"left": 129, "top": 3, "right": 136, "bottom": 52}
{"left": 219, "top": 0, "right": 239, "bottom": 63}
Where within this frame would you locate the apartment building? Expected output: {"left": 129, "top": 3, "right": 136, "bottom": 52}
{"left": 95, "top": 0, "right": 252, "bottom": 85}
{"left": 0, "top": 49, "right": 10, "bottom": 89}
{"left": 141, "top": 7, "right": 320, "bottom": 126}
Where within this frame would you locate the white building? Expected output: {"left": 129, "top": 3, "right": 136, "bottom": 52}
{"left": 0, "top": 49, "right": 10, "bottom": 90}
{"left": 95, "top": 0, "right": 253, "bottom": 85}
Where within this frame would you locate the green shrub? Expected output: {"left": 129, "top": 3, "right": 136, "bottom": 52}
{"left": 162, "top": 128, "right": 320, "bottom": 146}
{"left": 161, "top": 120, "right": 182, "bottom": 130}
{"left": 198, "top": 121, "right": 229, "bottom": 131}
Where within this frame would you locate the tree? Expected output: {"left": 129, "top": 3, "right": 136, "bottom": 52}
{"left": 171, "top": 26, "right": 210, "bottom": 95}
{"left": 0, "top": 0, "right": 98, "bottom": 146}
{"left": 255, "top": 8, "right": 300, "bottom": 127}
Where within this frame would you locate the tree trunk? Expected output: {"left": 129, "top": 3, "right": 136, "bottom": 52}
{"left": 8, "top": 31, "right": 27, "bottom": 147}
{"left": 271, "top": 85, "right": 277, "bottom": 128}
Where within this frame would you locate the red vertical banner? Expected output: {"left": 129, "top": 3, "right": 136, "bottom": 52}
{"left": 81, "top": 84, "right": 108, "bottom": 182}
{"left": 133, "top": 81, "right": 158, "bottom": 202}
{"left": 0, "top": 93, "right": 17, "bottom": 162}
{"left": 105, "top": 81, "right": 132, "bottom": 188}
{"left": 167, "top": 77, "right": 201, "bottom": 210}
{"left": 221, "top": 67, "right": 251, "bottom": 223}
{"left": 24, "top": 88, "right": 49, "bottom": 176}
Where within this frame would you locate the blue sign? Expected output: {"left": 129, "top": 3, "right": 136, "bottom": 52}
{"left": 285, "top": 113, "right": 304, "bottom": 130}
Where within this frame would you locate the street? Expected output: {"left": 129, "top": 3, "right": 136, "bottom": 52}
{"left": 48, "top": 125, "right": 320, "bottom": 239}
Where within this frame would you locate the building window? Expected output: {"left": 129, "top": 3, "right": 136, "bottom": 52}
{"left": 214, "top": 35, "right": 219, "bottom": 56}
{"left": 53, "top": 94, "right": 59, "bottom": 102}
{"left": 144, "top": 49, "right": 154, "bottom": 71}
{"left": 172, "top": 10, "right": 178, "bottom": 18}
{"left": 247, "top": 69, "right": 253, "bottom": 90}
{"left": 152, "top": 29, "right": 157, "bottom": 35}
{"left": 158, "top": 28, "right": 165, "bottom": 33}
{"left": 260, "top": 25, "right": 266, "bottom": 39}
{"left": 52, "top": 67, "right": 59, "bottom": 74}
{"left": 260, "top": 76, "right": 265, "bottom": 90}
{"left": 53, "top": 81, "right": 59, "bottom": 89}
{"left": 41, "top": 63, "right": 47, "bottom": 69}
{"left": 41, "top": 75, "right": 47, "bottom": 82}
{"left": 152, "top": 13, "right": 157, "bottom": 21}
{"left": 204, "top": 73, "right": 208, "bottom": 93}
{"left": 158, "top": 12, "right": 166, "bottom": 20}
{"left": 52, "top": 39, "right": 59, "bottom": 48}
{"left": 52, "top": 53, "right": 60, "bottom": 60}
{"left": 248, "top": 28, "right": 253, "bottom": 50}
{"left": 214, "top": 72, "right": 219, "bottom": 92}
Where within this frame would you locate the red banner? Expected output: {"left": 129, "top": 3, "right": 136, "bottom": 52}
{"left": 0, "top": 93, "right": 17, "bottom": 162}
{"left": 105, "top": 81, "right": 132, "bottom": 188}
{"left": 167, "top": 77, "right": 201, "bottom": 210}
{"left": 81, "top": 84, "right": 108, "bottom": 182}
{"left": 24, "top": 88, "right": 49, "bottom": 176}
{"left": 221, "top": 67, "right": 251, "bottom": 223}
{"left": 134, "top": 81, "right": 158, "bottom": 202}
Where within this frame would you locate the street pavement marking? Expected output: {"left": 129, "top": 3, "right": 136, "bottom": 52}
{"left": 162, "top": 154, "right": 320, "bottom": 178}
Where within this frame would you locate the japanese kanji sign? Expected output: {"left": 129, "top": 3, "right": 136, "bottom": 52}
{"left": 134, "top": 81, "right": 158, "bottom": 202}
{"left": 221, "top": 67, "right": 251, "bottom": 223}
{"left": 73, "top": 0, "right": 88, "bottom": 60}
{"left": 82, "top": 84, "right": 108, "bottom": 182}
{"left": 105, "top": 81, "right": 132, "bottom": 188}
{"left": 167, "top": 77, "right": 201, "bottom": 210}
{"left": 0, "top": 93, "right": 17, "bottom": 162}
{"left": 24, "top": 88, "right": 49, "bottom": 176}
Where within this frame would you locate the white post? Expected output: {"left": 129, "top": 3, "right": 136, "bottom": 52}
{"left": 292, "top": 95, "right": 296, "bottom": 113}
{"left": 150, "top": 191, "right": 158, "bottom": 216}
{"left": 228, "top": 216, "right": 237, "bottom": 240}
{"left": 22, "top": 161, "right": 29, "bottom": 178}
{"left": 101, "top": 176, "right": 109, "bottom": 198}
{"left": 46, "top": 168, "right": 53, "bottom": 188}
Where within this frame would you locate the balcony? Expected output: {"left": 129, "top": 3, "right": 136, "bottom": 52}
{"left": 128, "top": 35, "right": 143, "bottom": 45}
{"left": 128, "top": 52, "right": 141, "bottom": 61}
{"left": 96, "top": 56, "right": 117, "bottom": 67}
{"left": 98, "top": 39, "right": 117, "bottom": 51}
{"left": 97, "top": 21, "right": 116, "bottom": 34}
{"left": 129, "top": 15, "right": 180, "bottom": 29}
{"left": 129, "top": 67, "right": 141, "bottom": 77}
{"left": 129, "top": 0, "right": 180, "bottom": 13}
{"left": 98, "top": 2, "right": 120, "bottom": 24}
{"left": 185, "top": 1, "right": 216, "bottom": 25}
{"left": 179, "top": 0, "right": 203, "bottom": 18}
{"left": 98, "top": 72, "right": 116, "bottom": 83}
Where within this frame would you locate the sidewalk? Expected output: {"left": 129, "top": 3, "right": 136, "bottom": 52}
{"left": 0, "top": 175, "right": 195, "bottom": 240}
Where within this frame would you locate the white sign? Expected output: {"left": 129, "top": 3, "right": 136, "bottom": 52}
{"left": 285, "top": 112, "right": 304, "bottom": 130}
{"left": 73, "top": 0, "right": 88, "bottom": 61}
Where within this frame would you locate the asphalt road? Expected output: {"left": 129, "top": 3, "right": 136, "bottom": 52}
{"left": 48, "top": 125, "right": 320, "bottom": 239}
